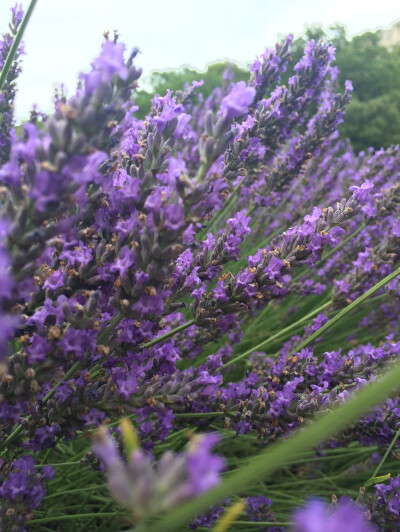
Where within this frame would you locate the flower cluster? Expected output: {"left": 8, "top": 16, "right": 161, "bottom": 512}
{"left": 0, "top": 3, "right": 24, "bottom": 165}
{"left": 1, "top": 3, "right": 400, "bottom": 530}
{"left": 0, "top": 455, "right": 54, "bottom": 531}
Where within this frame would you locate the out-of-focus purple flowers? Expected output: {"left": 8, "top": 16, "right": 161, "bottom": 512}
{"left": 93, "top": 425, "right": 224, "bottom": 520}
{"left": 91, "top": 39, "right": 128, "bottom": 82}
{"left": 292, "top": 499, "right": 377, "bottom": 532}
{"left": 220, "top": 81, "right": 256, "bottom": 119}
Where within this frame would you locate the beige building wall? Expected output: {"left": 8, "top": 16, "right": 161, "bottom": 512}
{"left": 378, "top": 21, "right": 400, "bottom": 49}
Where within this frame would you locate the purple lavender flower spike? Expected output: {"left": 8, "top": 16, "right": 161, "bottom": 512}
{"left": 0, "top": 3, "right": 24, "bottom": 165}
{"left": 0, "top": 455, "right": 54, "bottom": 531}
{"left": 220, "top": 81, "right": 256, "bottom": 120}
{"left": 93, "top": 428, "right": 224, "bottom": 520}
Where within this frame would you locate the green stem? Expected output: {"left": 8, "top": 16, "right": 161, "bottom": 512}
{"left": 195, "top": 161, "right": 208, "bottom": 182}
{"left": 369, "top": 427, "right": 400, "bottom": 480}
{"left": 174, "top": 412, "right": 223, "bottom": 418}
{"left": 141, "top": 319, "right": 194, "bottom": 349}
{"left": 0, "top": 0, "right": 38, "bottom": 92}
{"left": 98, "top": 312, "right": 125, "bottom": 343}
{"left": 29, "top": 512, "right": 125, "bottom": 523}
{"left": 288, "top": 264, "right": 400, "bottom": 356}
{"left": 241, "top": 300, "right": 277, "bottom": 339}
{"left": 240, "top": 307, "right": 336, "bottom": 353}
{"left": 223, "top": 300, "right": 331, "bottom": 368}
{"left": 84, "top": 499, "right": 116, "bottom": 531}
{"left": 228, "top": 521, "right": 293, "bottom": 526}
{"left": 208, "top": 176, "right": 246, "bottom": 229}
{"left": 197, "top": 175, "right": 247, "bottom": 242}
{"left": 36, "top": 461, "right": 80, "bottom": 468}
{"left": 43, "top": 485, "right": 103, "bottom": 500}
{"left": 146, "top": 357, "right": 400, "bottom": 532}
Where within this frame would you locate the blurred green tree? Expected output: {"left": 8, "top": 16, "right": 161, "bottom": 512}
{"left": 288, "top": 25, "right": 400, "bottom": 151}
{"left": 133, "top": 24, "right": 400, "bottom": 151}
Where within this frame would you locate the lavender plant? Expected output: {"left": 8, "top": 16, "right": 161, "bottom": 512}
{"left": 1, "top": 2, "right": 400, "bottom": 531}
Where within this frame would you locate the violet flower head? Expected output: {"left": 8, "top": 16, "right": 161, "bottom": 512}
{"left": 374, "top": 474, "right": 400, "bottom": 521}
{"left": 93, "top": 426, "right": 147, "bottom": 510}
{"left": 220, "top": 81, "right": 256, "bottom": 119}
{"left": 292, "top": 499, "right": 377, "bottom": 532}
{"left": 10, "top": 3, "right": 24, "bottom": 26}
{"left": 349, "top": 179, "right": 374, "bottom": 203}
{"left": 246, "top": 495, "right": 275, "bottom": 522}
{"left": 0, "top": 455, "right": 54, "bottom": 531}
{"left": 0, "top": 3, "right": 25, "bottom": 164}
{"left": 189, "top": 503, "right": 227, "bottom": 529}
{"left": 91, "top": 38, "right": 128, "bottom": 83}
{"left": 185, "top": 433, "right": 225, "bottom": 495}
{"left": 345, "top": 79, "right": 354, "bottom": 93}
{"left": 93, "top": 428, "right": 224, "bottom": 520}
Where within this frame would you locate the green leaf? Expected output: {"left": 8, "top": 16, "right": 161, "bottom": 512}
{"left": 364, "top": 474, "right": 391, "bottom": 488}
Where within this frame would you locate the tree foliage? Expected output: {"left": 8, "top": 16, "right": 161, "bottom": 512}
{"left": 134, "top": 24, "right": 400, "bottom": 152}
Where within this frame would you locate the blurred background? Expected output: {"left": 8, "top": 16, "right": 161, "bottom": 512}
{"left": 1, "top": 0, "right": 400, "bottom": 151}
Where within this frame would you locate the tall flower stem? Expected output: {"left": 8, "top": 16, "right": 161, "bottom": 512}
{"left": 197, "top": 175, "right": 247, "bottom": 241}
{"left": 223, "top": 300, "right": 331, "bottom": 369}
{"left": 0, "top": 0, "right": 38, "bottom": 91}
{"left": 369, "top": 427, "right": 400, "bottom": 480}
{"left": 141, "top": 319, "right": 195, "bottom": 349}
{"left": 289, "top": 263, "right": 400, "bottom": 355}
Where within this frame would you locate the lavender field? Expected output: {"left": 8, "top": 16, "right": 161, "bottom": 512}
{"left": 1, "top": 2, "right": 400, "bottom": 531}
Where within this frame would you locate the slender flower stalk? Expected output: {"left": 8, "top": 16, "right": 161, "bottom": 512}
{"left": 0, "top": 0, "right": 37, "bottom": 92}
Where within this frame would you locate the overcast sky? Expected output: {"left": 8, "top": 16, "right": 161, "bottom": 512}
{"left": 1, "top": 0, "right": 400, "bottom": 120}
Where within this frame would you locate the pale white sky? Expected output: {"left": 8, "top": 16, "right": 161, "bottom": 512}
{"left": 1, "top": 0, "right": 400, "bottom": 120}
